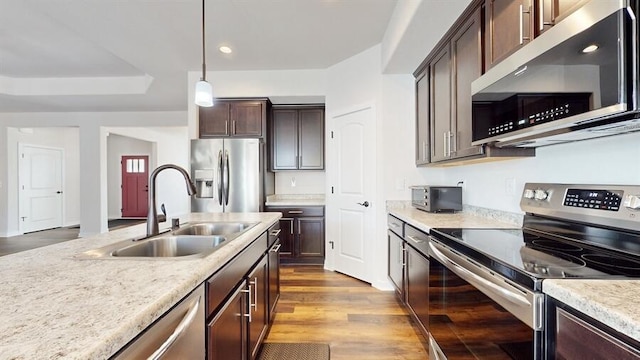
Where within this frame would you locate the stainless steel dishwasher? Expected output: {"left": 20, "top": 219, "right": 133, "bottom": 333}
{"left": 112, "top": 285, "right": 205, "bottom": 359}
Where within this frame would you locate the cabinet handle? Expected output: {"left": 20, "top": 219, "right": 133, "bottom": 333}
{"left": 269, "top": 229, "right": 282, "bottom": 237}
{"left": 225, "top": 120, "right": 229, "bottom": 136}
{"left": 297, "top": 219, "right": 301, "bottom": 235}
{"left": 519, "top": 4, "right": 531, "bottom": 44}
{"left": 250, "top": 277, "right": 258, "bottom": 312}
{"left": 270, "top": 243, "right": 282, "bottom": 252}
{"left": 288, "top": 210, "right": 303, "bottom": 214}
{"left": 402, "top": 248, "right": 406, "bottom": 266}
{"left": 148, "top": 295, "right": 201, "bottom": 360}
{"left": 422, "top": 141, "right": 428, "bottom": 160}
{"left": 232, "top": 120, "right": 236, "bottom": 135}
{"left": 443, "top": 132, "right": 448, "bottom": 157}
{"left": 450, "top": 131, "right": 456, "bottom": 154}
{"left": 242, "top": 287, "right": 252, "bottom": 323}
{"left": 539, "top": 0, "right": 554, "bottom": 31}
{"left": 407, "top": 235, "right": 426, "bottom": 244}
{"left": 288, "top": 219, "right": 294, "bottom": 235}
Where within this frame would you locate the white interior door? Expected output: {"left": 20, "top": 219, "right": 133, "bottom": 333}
{"left": 327, "top": 105, "right": 376, "bottom": 283}
{"left": 19, "top": 144, "right": 64, "bottom": 233}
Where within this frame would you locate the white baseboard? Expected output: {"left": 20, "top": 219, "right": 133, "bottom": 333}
{"left": 0, "top": 230, "right": 22, "bottom": 238}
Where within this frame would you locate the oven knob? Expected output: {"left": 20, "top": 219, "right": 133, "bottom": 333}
{"left": 534, "top": 189, "right": 549, "bottom": 201}
{"left": 523, "top": 189, "right": 535, "bottom": 199}
{"left": 623, "top": 194, "right": 640, "bottom": 210}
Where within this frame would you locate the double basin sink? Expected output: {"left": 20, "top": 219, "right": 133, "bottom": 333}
{"left": 80, "top": 221, "right": 258, "bottom": 259}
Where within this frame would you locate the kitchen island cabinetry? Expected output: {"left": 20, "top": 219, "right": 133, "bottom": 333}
{"left": 199, "top": 98, "right": 270, "bottom": 138}
{"left": 270, "top": 106, "right": 324, "bottom": 171}
{"left": 265, "top": 206, "right": 325, "bottom": 264}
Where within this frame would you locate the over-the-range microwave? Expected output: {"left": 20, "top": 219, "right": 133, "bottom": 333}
{"left": 471, "top": 0, "right": 640, "bottom": 148}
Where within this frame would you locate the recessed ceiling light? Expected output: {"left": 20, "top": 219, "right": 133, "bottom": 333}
{"left": 219, "top": 46, "right": 232, "bottom": 54}
{"left": 582, "top": 44, "right": 599, "bottom": 53}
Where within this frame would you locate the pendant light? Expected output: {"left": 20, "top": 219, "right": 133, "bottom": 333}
{"left": 194, "top": 0, "right": 213, "bottom": 107}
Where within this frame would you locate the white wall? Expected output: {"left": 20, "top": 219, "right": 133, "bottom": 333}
{"left": 274, "top": 172, "right": 325, "bottom": 194}
{"left": 106, "top": 134, "right": 153, "bottom": 219}
{"left": 5, "top": 127, "right": 81, "bottom": 234}
{"left": 0, "top": 111, "right": 186, "bottom": 236}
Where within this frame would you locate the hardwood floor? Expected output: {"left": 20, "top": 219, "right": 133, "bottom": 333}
{"left": 266, "top": 265, "right": 429, "bottom": 359}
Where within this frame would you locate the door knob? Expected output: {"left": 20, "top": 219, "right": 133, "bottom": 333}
{"left": 56, "top": 191, "right": 63, "bottom": 194}
{"left": 357, "top": 201, "right": 370, "bottom": 207}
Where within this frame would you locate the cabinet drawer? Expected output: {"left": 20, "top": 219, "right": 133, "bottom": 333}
{"left": 387, "top": 215, "right": 404, "bottom": 237}
{"left": 266, "top": 206, "right": 324, "bottom": 217}
{"left": 404, "top": 224, "right": 429, "bottom": 256}
{"left": 206, "top": 233, "right": 268, "bottom": 317}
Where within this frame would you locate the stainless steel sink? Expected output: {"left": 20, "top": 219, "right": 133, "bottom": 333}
{"left": 77, "top": 221, "right": 259, "bottom": 259}
{"left": 172, "top": 222, "right": 258, "bottom": 236}
{"left": 111, "top": 235, "right": 227, "bottom": 257}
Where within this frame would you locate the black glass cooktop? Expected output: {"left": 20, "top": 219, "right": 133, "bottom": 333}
{"left": 430, "top": 221, "right": 640, "bottom": 291}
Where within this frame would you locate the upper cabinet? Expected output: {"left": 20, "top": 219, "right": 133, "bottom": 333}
{"left": 415, "top": 0, "right": 535, "bottom": 166}
{"left": 199, "top": 99, "right": 270, "bottom": 138}
{"left": 486, "top": 0, "right": 588, "bottom": 69}
{"left": 270, "top": 106, "right": 325, "bottom": 171}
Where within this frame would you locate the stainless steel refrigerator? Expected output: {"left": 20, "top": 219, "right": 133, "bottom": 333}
{"left": 191, "top": 138, "right": 274, "bottom": 213}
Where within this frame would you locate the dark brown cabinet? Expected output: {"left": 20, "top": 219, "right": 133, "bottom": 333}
{"left": 265, "top": 206, "right": 325, "bottom": 264}
{"left": 270, "top": 106, "right": 324, "bottom": 171}
{"left": 537, "top": 0, "right": 587, "bottom": 35}
{"left": 206, "top": 231, "right": 278, "bottom": 360}
{"left": 388, "top": 230, "right": 404, "bottom": 300}
{"left": 429, "top": 4, "right": 484, "bottom": 163}
{"left": 199, "top": 99, "right": 269, "bottom": 138}
{"left": 415, "top": 71, "right": 430, "bottom": 165}
{"left": 405, "top": 244, "right": 429, "bottom": 339}
{"left": 485, "top": 0, "right": 532, "bottom": 69}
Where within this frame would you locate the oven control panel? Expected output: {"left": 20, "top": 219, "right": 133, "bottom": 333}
{"left": 564, "top": 189, "right": 623, "bottom": 211}
{"left": 520, "top": 183, "right": 640, "bottom": 232}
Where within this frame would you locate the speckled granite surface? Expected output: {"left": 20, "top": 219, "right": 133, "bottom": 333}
{"left": 265, "top": 194, "right": 325, "bottom": 206}
{"left": 387, "top": 201, "right": 522, "bottom": 233}
{"left": 543, "top": 280, "right": 640, "bottom": 343}
{"left": 0, "top": 212, "right": 280, "bottom": 360}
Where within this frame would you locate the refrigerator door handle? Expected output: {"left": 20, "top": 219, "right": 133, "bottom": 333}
{"left": 217, "top": 150, "right": 223, "bottom": 206}
{"left": 224, "top": 150, "right": 230, "bottom": 206}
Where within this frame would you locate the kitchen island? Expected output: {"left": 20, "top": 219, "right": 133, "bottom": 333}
{"left": 0, "top": 212, "right": 280, "bottom": 360}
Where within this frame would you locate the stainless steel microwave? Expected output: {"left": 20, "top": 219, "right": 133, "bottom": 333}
{"left": 471, "top": 0, "right": 640, "bottom": 148}
{"left": 410, "top": 186, "right": 462, "bottom": 213}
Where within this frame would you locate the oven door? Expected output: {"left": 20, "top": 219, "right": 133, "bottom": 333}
{"left": 428, "top": 239, "right": 544, "bottom": 359}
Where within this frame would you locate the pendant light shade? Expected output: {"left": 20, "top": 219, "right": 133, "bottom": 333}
{"left": 195, "top": 80, "right": 213, "bottom": 107}
{"left": 195, "top": 0, "right": 213, "bottom": 107}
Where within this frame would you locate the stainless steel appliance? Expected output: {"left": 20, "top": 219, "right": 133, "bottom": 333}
{"left": 113, "top": 285, "right": 205, "bottom": 359}
{"left": 410, "top": 185, "right": 462, "bottom": 213}
{"left": 428, "top": 183, "right": 640, "bottom": 359}
{"left": 471, "top": 0, "right": 640, "bottom": 148}
{"left": 191, "top": 139, "right": 274, "bottom": 213}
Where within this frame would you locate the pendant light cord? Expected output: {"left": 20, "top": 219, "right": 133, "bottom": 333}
{"left": 201, "top": 0, "right": 206, "bottom": 81}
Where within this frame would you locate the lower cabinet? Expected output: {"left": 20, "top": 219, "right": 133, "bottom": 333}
{"left": 266, "top": 206, "right": 325, "bottom": 264}
{"left": 405, "top": 243, "right": 429, "bottom": 338}
{"left": 205, "top": 230, "right": 279, "bottom": 360}
{"left": 387, "top": 215, "right": 430, "bottom": 341}
{"left": 207, "top": 284, "right": 247, "bottom": 360}
{"left": 267, "top": 238, "right": 281, "bottom": 321}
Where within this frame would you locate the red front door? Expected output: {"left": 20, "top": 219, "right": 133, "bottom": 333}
{"left": 121, "top": 155, "right": 149, "bottom": 218}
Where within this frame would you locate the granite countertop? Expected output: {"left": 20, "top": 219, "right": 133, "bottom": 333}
{"left": 387, "top": 202, "right": 523, "bottom": 233}
{"left": 543, "top": 280, "right": 640, "bottom": 343}
{"left": 0, "top": 212, "right": 280, "bottom": 360}
{"left": 265, "top": 194, "right": 325, "bottom": 207}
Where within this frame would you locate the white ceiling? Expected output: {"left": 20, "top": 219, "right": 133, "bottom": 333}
{"left": 0, "top": 0, "right": 399, "bottom": 112}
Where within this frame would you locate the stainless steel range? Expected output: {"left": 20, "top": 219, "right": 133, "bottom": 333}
{"left": 428, "top": 183, "right": 640, "bottom": 360}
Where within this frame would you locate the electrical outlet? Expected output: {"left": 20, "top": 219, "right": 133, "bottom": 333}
{"left": 291, "top": 177, "right": 296, "bottom": 187}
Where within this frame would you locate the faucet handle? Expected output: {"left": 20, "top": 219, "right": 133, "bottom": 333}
{"left": 158, "top": 203, "right": 167, "bottom": 223}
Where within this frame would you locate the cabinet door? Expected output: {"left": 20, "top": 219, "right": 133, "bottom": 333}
{"left": 387, "top": 231, "right": 404, "bottom": 301}
{"left": 267, "top": 239, "right": 281, "bottom": 321}
{"left": 405, "top": 245, "right": 429, "bottom": 338}
{"left": 207, "top": 283, "right": 247, "bottom": 360}
{"left": 200, "top": 101, "right": 231, "bottom": 137}
{"left": 451, "top": 6, "right": 483, "bottom": 159}
{"left": 430, "top": 45, "right": 452, "bottom": 162}
{"left": 415, "top": 70, "right": 430, "bottom": 165}
{"left": 486, "top": 0, "right": 532, "bottom": 69}
{"left": 271, "top": 109, "right": 299, "bottom": 170}
{"left": 231, "top": 101, "right": 264, "bottom": 137}
{"left": 278, "top": 218, "right": 294, "bottom": 259}
{"left": 247, "top": 257, "right": 269, "bottom": 360}
{"left": 537, "top": 0, "right": 586, "bottom": 35}
{"left": 298, "top": 108, "right": 324, "bottom": 170}
{"left": 297, "top": 217, "right": 325, "bottom": 263}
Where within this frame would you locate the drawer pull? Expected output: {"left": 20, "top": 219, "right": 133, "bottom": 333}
{"left": 288, "top": 210, "right": 304, "bottom": 214}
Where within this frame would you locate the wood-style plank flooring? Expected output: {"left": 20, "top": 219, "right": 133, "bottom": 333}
{"left": 266, "top": 265, "right": 429, "bottom": 359}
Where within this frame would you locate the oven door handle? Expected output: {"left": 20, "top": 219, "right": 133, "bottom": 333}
{"left": 429, "top": 240, "right": 531, "bottom": 308}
